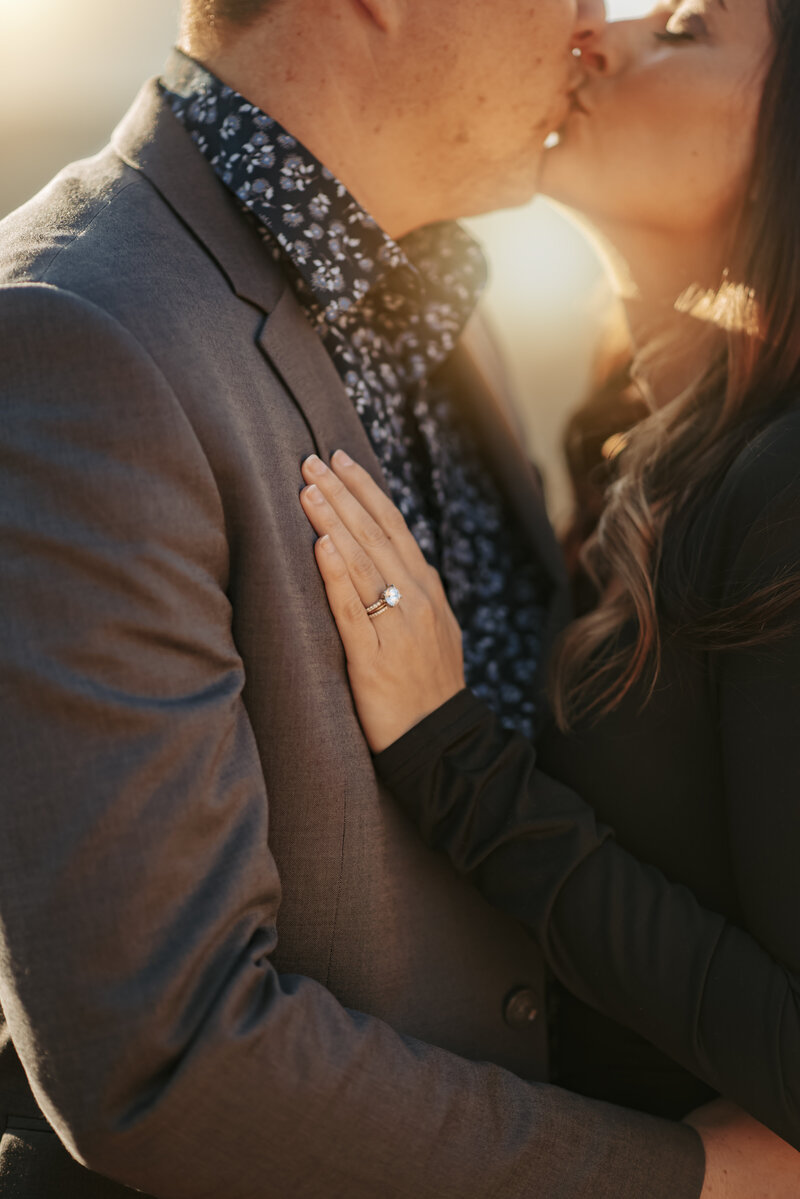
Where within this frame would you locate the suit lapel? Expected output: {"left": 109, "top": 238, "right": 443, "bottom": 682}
{"left": 112, "top": 80, "right": 567, "bottom": 627}
{"left": 112, "top": 80, "right": 388, "bottom": 488}
{"left": 112, "top": 80, "right": 283, "bottom": 315}
{"left": 256, "top": 287, "right": 388, "bottom": 489}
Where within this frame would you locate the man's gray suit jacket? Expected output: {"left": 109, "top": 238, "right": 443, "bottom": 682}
{"left": 0, "top": 80, "right": 705, "bottom": 1198}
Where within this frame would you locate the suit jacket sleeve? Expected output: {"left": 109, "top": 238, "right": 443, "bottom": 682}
{"left": 376, "top": 422, "right": 800, "bottom": 1152}
{"left": 0, "top": 283, "right": 705, "bottom": 1199}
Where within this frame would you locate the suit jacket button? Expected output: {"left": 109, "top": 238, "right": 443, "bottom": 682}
{"left": 503, "top": 986, "right": 539, "bottom": 1029}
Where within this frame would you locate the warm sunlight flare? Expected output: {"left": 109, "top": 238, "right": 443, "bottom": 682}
{"left": 0, "top": 0, "right": 59, "bottom": 36}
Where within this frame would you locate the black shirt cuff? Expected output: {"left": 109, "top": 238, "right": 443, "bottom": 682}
{"left": 373, "top": 688, "right": 493, "bottom": 787}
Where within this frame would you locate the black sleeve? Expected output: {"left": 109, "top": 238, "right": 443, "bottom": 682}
{"left": 376, "top": 421, "right": 800, "bottom": 1150}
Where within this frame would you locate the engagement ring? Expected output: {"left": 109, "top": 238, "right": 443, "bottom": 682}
{"left": 365, "top": 585, "right": 402, "bottom": 618}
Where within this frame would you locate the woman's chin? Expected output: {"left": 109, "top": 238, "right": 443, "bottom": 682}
{"left": 539, "top": 143, "right": 590, "bottom": 210}
{"left": 538, "top": 152, "right": 629, "bottom": 259}
{"left": 539, "top": 115, "right": 590, "bottom": 198}
{"left": 539, "top": 137, "right": 613, "bottom": 226}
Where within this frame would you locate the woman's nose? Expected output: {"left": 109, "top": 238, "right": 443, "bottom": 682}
{"left": 571, "top": 0, "right": 607, "bottom": 50}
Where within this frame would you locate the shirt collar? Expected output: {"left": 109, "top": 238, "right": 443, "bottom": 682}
{"left": 160, "top": 49, "right": 486, "bottom": 324}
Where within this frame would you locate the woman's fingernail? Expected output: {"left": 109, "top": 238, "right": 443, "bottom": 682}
{"left": 318, "top": 534, "right": 336, "bottom": 554}
{"left": 333, "top": 449, "right": 353, "bottom": 467}
{"left": 305, "top": 484, "right": 325, "bottom": 505}
{"left": 304, "top": 454, "right": 326, "bottom": 477}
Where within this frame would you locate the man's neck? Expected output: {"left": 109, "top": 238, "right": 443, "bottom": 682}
{"left": 179, "top": 21, "right": 438, "bottom": 240}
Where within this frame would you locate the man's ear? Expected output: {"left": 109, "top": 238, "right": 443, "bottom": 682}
{"left": 353, "top": 0, "right": 399, "bottom": 35}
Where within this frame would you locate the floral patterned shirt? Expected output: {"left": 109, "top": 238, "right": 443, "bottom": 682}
{"left": 162, "top": 50, "right": 547, "bottom": 737}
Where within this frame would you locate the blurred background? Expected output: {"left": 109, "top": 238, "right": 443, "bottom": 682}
{"left": 0, "top": 0, "right": 652, "bottom": 523}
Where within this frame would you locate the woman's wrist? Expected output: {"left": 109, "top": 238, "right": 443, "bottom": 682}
{"left": 373, "top": 688, "right": 489, "bottom": 785}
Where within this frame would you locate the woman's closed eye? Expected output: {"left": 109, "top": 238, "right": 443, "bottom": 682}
{"left": 654, "top": 7, "right": 710, "bottom": 43}
{"left": 654, "top": 28, "right": 696, "bottom": 43}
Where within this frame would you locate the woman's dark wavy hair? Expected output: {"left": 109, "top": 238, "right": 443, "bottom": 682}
{"left": 551, "top": 0, "right": 800, "bottom": 730}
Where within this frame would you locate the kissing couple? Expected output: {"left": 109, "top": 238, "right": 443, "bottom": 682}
{"left": 1, "top": 0, "right": 798, "bottom": 1196}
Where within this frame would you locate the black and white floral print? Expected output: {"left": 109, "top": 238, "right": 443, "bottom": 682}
{"left": 163, "top": 51, "right": 547, "bottom": 737}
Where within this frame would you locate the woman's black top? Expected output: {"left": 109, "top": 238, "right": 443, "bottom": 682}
{"left": 375, "top": 409, "right": 800, "bottom": 1148}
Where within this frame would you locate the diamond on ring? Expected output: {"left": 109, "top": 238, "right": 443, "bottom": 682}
{"left": 365, "top": 585, "right": 403, "bottom": 618}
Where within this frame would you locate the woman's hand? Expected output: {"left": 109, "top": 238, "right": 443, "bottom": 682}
{"left": 300, "top": 451, "right": 466, "bottom": 753}
{"left": 688, "top": 1099, "right": 800, "bottom": 1198}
